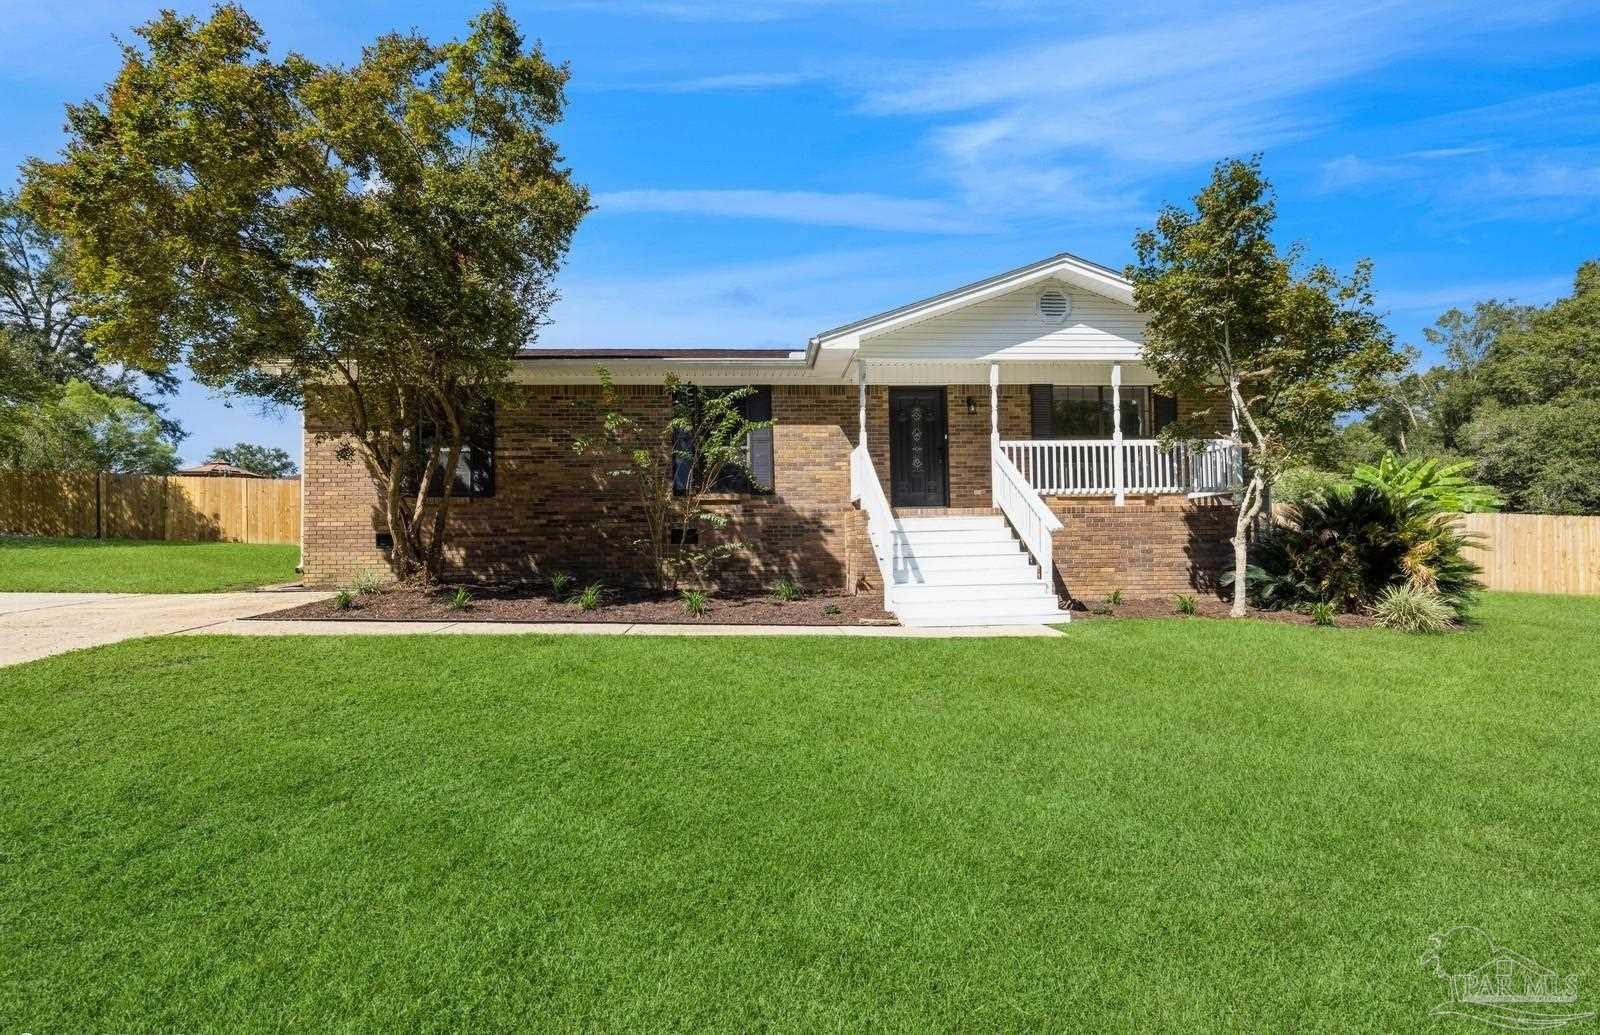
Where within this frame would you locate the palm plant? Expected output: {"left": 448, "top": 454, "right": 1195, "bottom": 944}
{"left": 1352, "top": 454, "right": 1501, "bottom": 513}
{"left": 1228, "top": 479, "right": 1485, "bottom": 621}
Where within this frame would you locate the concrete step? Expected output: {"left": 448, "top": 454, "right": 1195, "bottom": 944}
{"left": 895, "top": 540, "right": 1023, "bottom": 559}
{"left": 892, "top": 553, "right": 1039, "bottom": 577}
{"left": 893, "top": 529, "right": 1018, "bottom": 547}
{"left": 895, "top": 601, "right": 1071, "bottom": 627}
{"left": 892, "top": 566, "right": 1045, "bottom": 588}
{"left": 891, "top": 580, "right": 1055, "bottom": 603}
{"left": 893, "top": 516, "right": 1009, "bottom": 532}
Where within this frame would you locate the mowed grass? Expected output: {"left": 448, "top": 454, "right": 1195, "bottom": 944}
{"left": 3, "top": 594, "right": 1598, "bottom": 1031}
{"left": 0, "top": 536, "right": 301, "bottom": 592}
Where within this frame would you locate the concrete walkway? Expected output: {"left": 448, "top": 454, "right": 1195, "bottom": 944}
{"left": 189, "top": 617, "right": 1066, "bottom": 639}
{"left": 0, "top": 591, "right": 333, "bottom": 667}
{"left": 0, "top": 592, "right": 1063, "bottom": 667}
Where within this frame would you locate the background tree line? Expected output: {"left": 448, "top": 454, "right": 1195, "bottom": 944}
{"left": 1302, "top": 261, "right": 1600, "bottom": 515}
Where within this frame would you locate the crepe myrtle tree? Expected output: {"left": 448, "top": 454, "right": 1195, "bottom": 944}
{"left": 572, "top": 370, "right": 773, "bottom": 591}
{"left": 1129, "top": 157, "right": 1402, "bottom": 617}
{"left": 22, "top": 3, "right": 588, "bottom": 579}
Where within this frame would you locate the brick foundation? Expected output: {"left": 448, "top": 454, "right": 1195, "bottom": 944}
{"left": 1046, "top": 494, "right": 1237, "bottom": 603}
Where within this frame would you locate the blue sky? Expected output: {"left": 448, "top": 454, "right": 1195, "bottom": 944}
{"left": 3, "top": 0, "right": 1597, "bottom": 467}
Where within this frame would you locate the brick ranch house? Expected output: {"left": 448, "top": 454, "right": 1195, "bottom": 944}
{"left": 302, "top": 252, "right": 1244, "bottom": 626}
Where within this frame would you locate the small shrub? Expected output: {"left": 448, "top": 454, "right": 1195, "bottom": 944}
{"left": 349, "top": 568, "right": 385, "bottom": 595}
{"left": 333, "top": 589, "right": 355, "bottom": 611}
{"left": 770, "top": 576, "right": 803, "bottom": 602}
{"left": 1105, "top": 588, "right": 1124, "bottom": 607}
{"left": 821, "top": 603, "right": 842, "bottom": 616}
{"left": 680, "top": 588, "right": 709, "bottom": 617}
{"left": 1174, "top": 594, "right": 1197, "bottom": 616}
{"left": 1372, "top": 584, "right": 1455, "bottom": 633}
{"left": 1308, "top": 601, "right": 1337, "bottom": 627}
{"left": 446, "top": 587, "right": 472, "bottom": 612}
{"left": 547, "top": 571, "right": 573, "bottom": 597}
{"left": 573, "top": 582, "right": 604, "bottom": 612}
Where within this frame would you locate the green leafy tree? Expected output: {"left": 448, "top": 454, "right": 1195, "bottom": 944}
{"left": 1, "top": 379, "right": 179, "bottom": 473}
{"left": 1407, "top": 300, "right": 1535, "bottom": 451}
{"left": 1, "top": 193, "right": 180, "bottom": 423}
{"left": 1481, "top": 262, "right": 1600, "bottom": 408}
{"left": 23, "top": 3, "right": 588, "bottom": 578}
{"left": 572, "top": 371, "right": 772, "bottom": 591}
{"left": 1462, "top": 401, "right": 1600, "bottom": 515}
{"left": 208, "top": 442, "right": 297, "bottom": 477}
{"left": 1129, "top": 157, "right": 1403, "bottom": 616}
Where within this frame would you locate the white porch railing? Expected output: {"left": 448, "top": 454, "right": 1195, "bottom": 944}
{"left": 849, "top": 443, "right": 898, "bottom": 609}
{"left": 1000, "top": 438, "right": 1242, "bottom": 498}
{"left": 991, "top": 441, "right": 1063, "bottom": 582}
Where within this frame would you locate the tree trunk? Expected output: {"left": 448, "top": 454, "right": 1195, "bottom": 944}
{"left": 1230, "top": 471, "right": 1266, "bottom": 618}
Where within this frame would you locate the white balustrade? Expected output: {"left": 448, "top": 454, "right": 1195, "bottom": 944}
{"left": 999, "top": 439, "right": 1242, "bottom": 498}
{"left": 991, "top": 442, "right": 1063, "bottom": 582}
{"left": 849, "top": 443, "right": 899, "bottom": 608}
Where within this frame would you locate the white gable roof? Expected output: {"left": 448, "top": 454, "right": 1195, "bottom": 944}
{"left": 811, "top": 252, "right": 1134, "bottom": 350}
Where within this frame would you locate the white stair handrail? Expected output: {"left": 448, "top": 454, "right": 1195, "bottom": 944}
{"left": 849, "top": 443, "right": 898, "bottom": 610}
{"left": 991, "top": 440, "right": 1063, "bottom": 585}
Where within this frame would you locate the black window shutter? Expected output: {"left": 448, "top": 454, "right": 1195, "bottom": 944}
{"left": 745, "top": 386, "right": 774, "bottom": 492}
{"left": 1153, "top": 393, "right": 1178, "bottom": 434}
{"left": 1029, "top": 384, "right": 1055, "bottom": 439}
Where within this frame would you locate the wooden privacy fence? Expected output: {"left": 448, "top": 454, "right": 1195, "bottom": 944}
{"left": 1456, "top": 513, "right": 1600, "bottom": 596}
{"left": 0, "top": 472, "right": 301, "bottom": 545}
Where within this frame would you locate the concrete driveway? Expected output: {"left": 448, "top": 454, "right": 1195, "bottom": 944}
{"left": 0, "top": 591, "right": 330, "bottom": 668}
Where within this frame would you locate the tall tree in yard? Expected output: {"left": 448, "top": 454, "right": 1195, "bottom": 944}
{"left": 23, "top": 3, "right": 588, "bottom": 578}
{"left": 209, "top": 442, "right": 298, "bottom": 478}
{"left": 1130, "top": 157, "right": 1401, "bottom": 616}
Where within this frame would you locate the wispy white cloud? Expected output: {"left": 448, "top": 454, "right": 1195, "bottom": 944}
{"left": 1378, "top": 274, "right": 1573, "bottom": 315}
{"left": 594, "top": 189, "right": 990, "bottom": 234}
{"left": 585, "top": 70, "right": 814, "bottom": 94}
{"left": 541, "top": 247, "right": 955, "bottom": 347}
{"left": 653, "top": 71, "right": 813, "bottom": 93}
{"left": 541, "top": 0, "right": 859, "bottom": 23}
{"left": 842, "top": 0, "right": 1581, "bottom": 220}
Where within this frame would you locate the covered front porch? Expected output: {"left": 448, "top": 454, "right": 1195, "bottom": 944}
{"left": 847, "top": 358, "right": 1242, "bottom": 510}
{"left": 843, "top": 357, "right": 1244, "bottom": 624}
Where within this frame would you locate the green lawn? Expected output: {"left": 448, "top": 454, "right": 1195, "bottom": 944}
{"left": 0, "top": 536, "right": 301, "bottom": 592}
{"left": 3, "top": 594, "right": 1597, "bottom": 1031}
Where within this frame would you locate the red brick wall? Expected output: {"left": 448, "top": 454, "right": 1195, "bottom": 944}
{"left": 302, "top": 379, "right": 1234, "bottom": 601}
{"left": 1046, "top": 494, "right": 1237, "bottom": 603}
{"left": 302, "top": 383, "right": 868, "bottom": 591}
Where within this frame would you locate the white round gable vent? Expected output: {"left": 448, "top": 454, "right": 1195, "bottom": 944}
{"left": 1037, "top": 288, "right": 1071, "bottom": 324}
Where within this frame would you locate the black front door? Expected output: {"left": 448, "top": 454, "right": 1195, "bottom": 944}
{"left": 889, "top": 387, "right": 948, "bottom": 507}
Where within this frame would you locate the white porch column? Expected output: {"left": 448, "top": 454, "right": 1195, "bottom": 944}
{"left": 1112, "top": 361, "right": 1125, "bottom": 506}
{"left": 857, "top": 359, "right": 868, "bottom": 449}
{"left": 988, "top": 362, "right": 1000, "bottom": 444}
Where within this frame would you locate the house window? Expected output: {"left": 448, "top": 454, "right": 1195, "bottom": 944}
{"left": 671, "top": 385, "right": 774, "bottom": 495}
{"left": 418, "top": 401, "right": 495, "bottom": 499}
{"left": 1045, "top": 386, "right": 1150, "bottom": 438}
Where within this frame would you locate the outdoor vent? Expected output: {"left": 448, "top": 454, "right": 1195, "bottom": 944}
{"left": 1037, "top": 288, "right": 1071, "bottom": 324}
{"left": 375, "top": 531, "right": 394, "bottom": 552}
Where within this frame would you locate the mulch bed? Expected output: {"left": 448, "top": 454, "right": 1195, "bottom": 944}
{"left": 1070, "top": 594, "right": 1377, "bottom": 627}
{"left": 253, "top": 584, "right": 897, "bottom": 626}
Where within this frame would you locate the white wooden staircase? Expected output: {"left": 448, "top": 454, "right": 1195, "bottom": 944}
{"left": 850, "top": 440, "right": 1071, "bottom": 628}
{"left": 886, "top": 514, "right": 1069, "bottom": 627}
